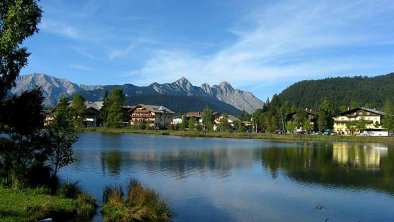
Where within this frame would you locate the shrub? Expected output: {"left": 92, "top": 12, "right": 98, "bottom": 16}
{"left": 102, "top": 179, "right": 171, "bottom": 222}
{"left": 59, "top": 181, "right": 82, "bottom": 199}
{"left": 76, "top": 192, "right": 98, "bottom": 218}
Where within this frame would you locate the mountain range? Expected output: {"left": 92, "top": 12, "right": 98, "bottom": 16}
{"left": 11, "top": 73, "right": 264, "bottom": 114}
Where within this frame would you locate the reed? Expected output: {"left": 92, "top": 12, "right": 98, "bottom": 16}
{"left": 101, "top": 179, "right": 171, "bottom": 222}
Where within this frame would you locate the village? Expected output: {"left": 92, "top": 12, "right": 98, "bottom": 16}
{"left": 45, "top": 99, "right": 392, "bottom": 137}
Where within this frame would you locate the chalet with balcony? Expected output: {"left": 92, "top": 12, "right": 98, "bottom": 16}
{"left": 129, "top": 104, "right": 174, "bottom": 129}
{"left": 83, "top": 101, "right": 104, "bottom": 127}
{"left": 333, "top": 107, "right": 385, "bottom": 135}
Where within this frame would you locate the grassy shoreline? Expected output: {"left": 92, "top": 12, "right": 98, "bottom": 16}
{"left": 0, "top": 187, "right": 75, "bottom": 222}
{"left": 79, "top": 127, "right": 394, "bottom": 144}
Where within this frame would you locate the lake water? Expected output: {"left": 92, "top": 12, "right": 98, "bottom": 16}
{"left": 60, "top": 132, "right": 394, "bottom": 222}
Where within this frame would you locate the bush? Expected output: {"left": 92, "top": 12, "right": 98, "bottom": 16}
{"left": 59, "top": 181, "right": 82, "bottom": 199}
{"left": 76, "top": 192, "right": 98, "bottom": 218}
{"left": 101, "top": 179, "right": 171, "bottom": 222}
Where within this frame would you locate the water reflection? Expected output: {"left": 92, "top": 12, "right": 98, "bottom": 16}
{"left": 333, "top": 143, "right": 388, "bottom": 170}
{"left": 101, "top": 150, "right": 122, "bottom": 176}
{"left": 63, "top": 134, "right": 394, "bottom": 222}
{"left": 261, "top": 142, "right": 394, "bottom": 194}
{"left": 100, "top": 148, "right": 258, "bottom": 179}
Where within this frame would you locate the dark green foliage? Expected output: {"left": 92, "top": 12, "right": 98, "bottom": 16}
{"left": 75, "top": 192, "right": 98, "bottom": 218}
{"left": 383, "top": 99, "right": 394, "bottom": 133}
{"left": 188, "top": 117, "right": 197, "bottom": 131}
{"left": 252, "top": 95, "right": 286, "bottom": 133}
{"left": 0, "top": 88, "right": 49, "bottom": 187}
{"left": 239, "top": 110, "right": 251, "bottom": 121}
{"left": 0, "top": 0, "right": 42, "bottom": 100}
{"left": 49, "top": 98, "right": 77, "bottom": 177}
{"left": 202, "top": 106, "right": 214, "bottom": 131}
{"left": 101, "top": 179, "right": 171, "bottom": 222}
{"left": 70, "top": 93, "right": 86, "bottom": 128}
{"left": 104, "top": 89, "right": 125, "bottom": 128}
{"left": 316, "top": 97, "right": 336, "bottom": 131}
{"left": 218, "top": 113, "right": 232, "bottom": 132}
{"left": 124, "top": 95, "right": 242, "bottom": 115}
{"left": 279, "top": 73, "right": 394, "bottom": 110}
{"left": 59, "top": 181, "right": 82, "bottom": 199}
{"left": 179, "top": 116, "right": 187, "bottom": 131}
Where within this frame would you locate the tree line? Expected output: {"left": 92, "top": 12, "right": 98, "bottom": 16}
{"left": 250, "top": 95, "right": 394, "bottom": 134}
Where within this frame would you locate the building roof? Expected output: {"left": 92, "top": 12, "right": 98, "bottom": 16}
{"left": 334, "top": 107, "right": 385, "bottom": 117}
{"left": 186, "top": 112, "right": 203, "bottom": 118}
{"left": 129, "top": 104, "right": 174, "bottom": 114}
{"left": 85, "top": 101, "right": 104, "bottom": 111}
{"left": 228, "top": 115, "right": 240, "bottom": 122}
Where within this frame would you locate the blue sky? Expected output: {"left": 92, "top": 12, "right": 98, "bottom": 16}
{"left": 22, "top": 0, "right": 394, "bottom": 100}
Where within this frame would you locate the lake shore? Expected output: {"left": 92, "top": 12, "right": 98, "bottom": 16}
{"left": 79, "top": 127, "right": 394, "bottom": 144}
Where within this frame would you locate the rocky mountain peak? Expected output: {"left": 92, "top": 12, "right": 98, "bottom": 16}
{"left": 173, "top": 76, "right": 193, "bottom": 91}
{"left": 218, "top": 81, "right": 234, "bottom": 93}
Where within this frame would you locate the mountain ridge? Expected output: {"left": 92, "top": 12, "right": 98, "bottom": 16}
{"left": 12, "top": 73, "right": 264, "bottom": 113}
{"left": 278, "top": 73, "right": 394, "bottom": 109}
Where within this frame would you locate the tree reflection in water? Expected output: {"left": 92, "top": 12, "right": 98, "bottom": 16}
{"left": 261, "top": 142, "right": 394, "bottom": 195}
{"left": 101, "top": 149, "right": 122, "bottom": 176}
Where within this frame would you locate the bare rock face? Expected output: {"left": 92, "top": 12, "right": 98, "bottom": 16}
{"left": 12, "top": 73, "right": 82, "bottom": 107}
{"left": 201, "top": 81, "right": 264, "bottom": 113}
{"left": 13, "top": 74, "right": 264, "bottom": 113}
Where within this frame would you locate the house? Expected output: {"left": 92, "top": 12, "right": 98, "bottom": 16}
{"left": 128, "top": 104, "right": 174, "bottom": 129}
{"left": 84, "top": 101, "right": 104, "bottom": 127}
{"left": 213, "top": 114, "right": 240, "bottom": 131}
{"left": 172, "top": 116, "right": 183, "bottom": 125}
{"left": 333, "top": 107, "right": 385, "bottom": 135}
{"left": 185, "top": 112, "right": 203, "bottom": 124}
{"left": 287, "top": 108, "right": 316, "bottom": 133}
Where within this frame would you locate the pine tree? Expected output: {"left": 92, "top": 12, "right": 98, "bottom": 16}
{"left": 70, "top": 93, "right": 86, "bottom": 128}
{"left": 104, "top": 89, "right": 125, "bottom": 128}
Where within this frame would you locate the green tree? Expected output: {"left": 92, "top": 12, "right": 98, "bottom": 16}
{"left": 0, "top": 88, "right": 48, "bottom": 187}
{"left": 218, "top": 113, "right": 232, "bottom": 132}
{"left": 382, "top": 99, "right": 394, "bottom": 133}
{"left": 202, "top": 106, "right": 214, "bottom": 131}
{"left": 286, "top": 120, "right": 297, "bottom": 134}
{"left": 179, "top": 116, "right": 187, "bottom": 131}
{"left": 49, "top": 97, "right": 77, "bottom": 177}
{"left": 188, "top": 117, "right": 196, "bottom": 131}
{"left": 104, "top": 89, "right": 125, "bottom": 128}
{"left": 316, "top": 97, "right": 336, "bottom": 132}
{"left": 70, "top": 93, "right": 86, "bottom": 128}
{"left": 240, "top": 110, "right": 251, "bottom": 121}
{"left": 236, "top": 121, "right": 246, "bottom": 132}
{"left": 0, "top": 0, "right": 42, "bottom": 100}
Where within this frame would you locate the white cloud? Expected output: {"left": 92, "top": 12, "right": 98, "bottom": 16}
{"left": 129, "top": 0, "right": 394, "bottom": 95}
{"left": 69, "top": 64, "right": 92, "bottom": 71}
{"left": 40, "top": 19, "right": 81, "bottom": 40}
{"left": 109, "top": 44, "right": 135, "bottom": 60}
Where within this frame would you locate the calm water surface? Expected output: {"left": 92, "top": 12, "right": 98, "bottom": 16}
{"left": 60, "top": 132, "right": 394, "bottom": 222}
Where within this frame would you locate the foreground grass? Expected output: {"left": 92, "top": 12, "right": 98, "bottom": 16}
{"left": 81, "top": 127, "right": 394, "bottom": 144}
{"left": 101, "top": 179, "right": 171, "bottom": 222}
{"left": 0, "top": 183, "right": 97, "bottom": 222}
{"left": 0, "top": 187, "right": 75, "bottom": 222}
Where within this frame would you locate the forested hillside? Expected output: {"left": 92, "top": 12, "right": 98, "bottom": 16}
{"left": 279, "top": 73, "right": 394, "bottom": 109}
{"left": 124, "top": 95, "right": 242, "bottom": 115}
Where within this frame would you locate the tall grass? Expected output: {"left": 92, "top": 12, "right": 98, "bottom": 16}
{"left": 101, "top": 179, "right": 172, "bottom": 222}
{"left": 58, "top": 180, "right": 98, "bottom": 219}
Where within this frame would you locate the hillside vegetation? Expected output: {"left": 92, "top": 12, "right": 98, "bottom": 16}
{"left": 279, "top": 73, "right": 394, "bottom": 109}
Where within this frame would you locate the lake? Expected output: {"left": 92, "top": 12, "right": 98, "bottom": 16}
{"left": 60, "top": 132, "right": 394, "bottom": 222}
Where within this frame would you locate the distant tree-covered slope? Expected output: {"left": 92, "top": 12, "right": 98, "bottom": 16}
{"left": 125, "top": 95, "right": 242, "bottom": 115}
{"left": 279, "top": 73, "right": 394, "bottom": 109}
